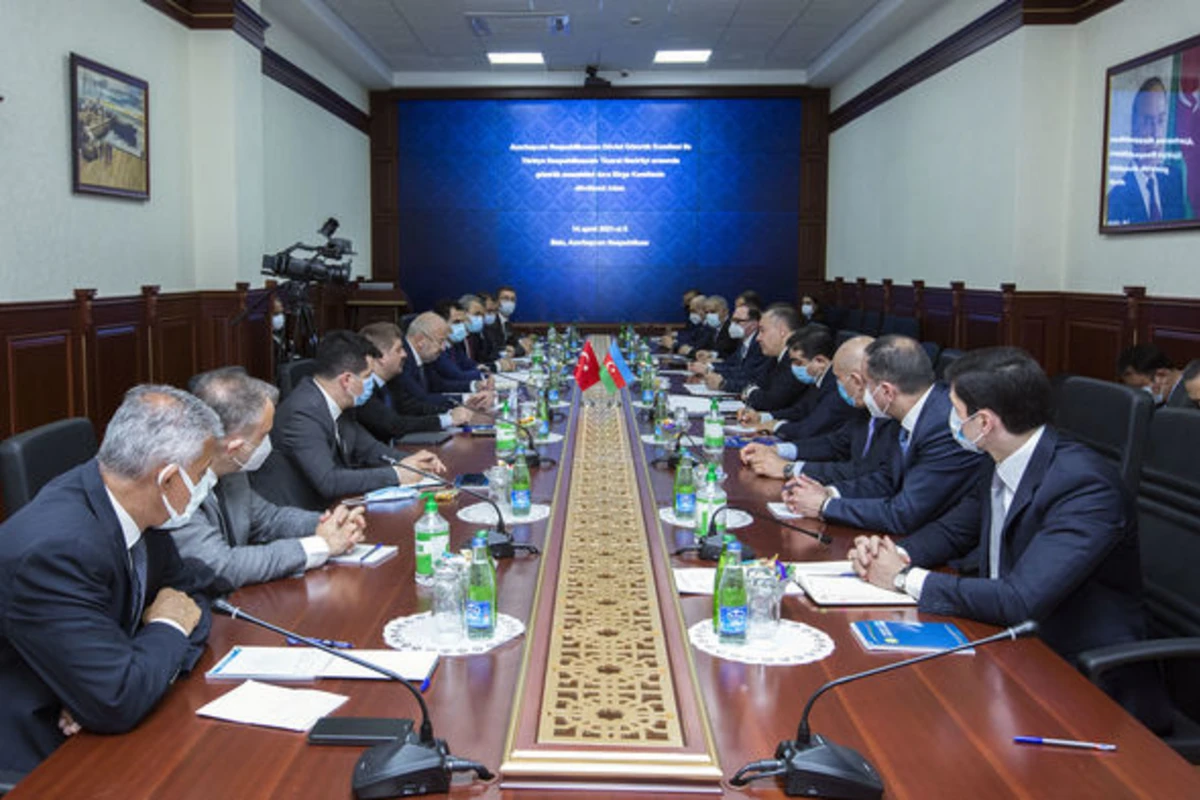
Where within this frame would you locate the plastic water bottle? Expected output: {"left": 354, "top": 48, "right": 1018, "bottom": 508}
{"left": 673, "top": 456, "right": 696, "bottom": 521}
{"left": 413, "top": 493, "right": 450, "bottom": 586}
{"left": 510, "top": 446, "right": 531, "bottom": 517}
{"left": 536, "top": 390, "right": 551, "bottom": 437}
{"left": 695, "top": 463, "right": 727, "bottom": 539}
{"left": 703, "top": 397, "right": 724, "bottom": 459}
{"left": 466, "top": 534, "right": 497, "bottom": 640}
{"left": 716, "top": 541, "right": 747, "bottom": 644}
{"left": 711, "top": 533, "right": 738, "bottom": 632}
{"left": 653, "top": 390, "right": 670, "bottom": 443}
{"left": 496, "top": 398, "right": 517, "bottom": 459}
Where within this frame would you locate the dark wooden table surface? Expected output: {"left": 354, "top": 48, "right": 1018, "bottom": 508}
{"left": 11, "top": 385, "right": 1199, "bottom": 799}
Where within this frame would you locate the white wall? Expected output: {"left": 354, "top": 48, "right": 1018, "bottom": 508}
{"left": 0, "top": 0, "right": 370, "bottom": 302}
{"left": 827, "top": 0, "right": 1200, "bottom": 296}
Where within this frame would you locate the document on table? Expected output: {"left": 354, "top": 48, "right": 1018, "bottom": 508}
{"left": 791, "top": 561, "right": 917, "bottom": 606}
{"left": 682, "top": 383, "right": 735, "bottom": 397}
{"left": 207, "top": 646, "right": 438, "bottom": 682}
{"left": 767, "top": 502, "right": 804, "bottom": 520}
{"left": 672, "top": 567, "right": 803, "bottom": 596}
{"left": 667, "top": 394, "right": 744, "bottom": 415}
{"left": 196, "top": 680, "right": 347, "bottom": 733}
{"left": 329, "top": 543, "right": 398, "bottom": 566}
{"left": 494, "top": 371, "right": 530, "bottom": 386}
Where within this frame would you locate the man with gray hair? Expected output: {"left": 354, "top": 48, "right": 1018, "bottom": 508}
{"left": 168, "top": 368, "right": 367, "bottom": 591}
{"left": 0, "top": 385, "right": 221, "bottom": 774}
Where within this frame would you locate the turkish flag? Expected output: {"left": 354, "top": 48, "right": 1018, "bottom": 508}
{"left": 574, "top": 340, "right": 601, "bottom": 391}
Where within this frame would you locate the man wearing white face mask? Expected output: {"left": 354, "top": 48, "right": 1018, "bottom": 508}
{"left": 0, "top": 384, "right": 222, "bottom": 773}
{"left": 169, "top": 368, "right": 367, "bottom": 590}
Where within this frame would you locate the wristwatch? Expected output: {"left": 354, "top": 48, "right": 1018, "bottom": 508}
{"left": 783, "top": 462, "right": 796, "bottom": 479}
{"left": 893, "top": 565, "right": 913, "bottom": 593}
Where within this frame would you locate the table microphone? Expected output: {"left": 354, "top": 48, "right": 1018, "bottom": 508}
{"left": 212, "top": 599, "right": 494, "bottom": 798}
{"left": 730, "top": 620, "right": 1039, "bottom": 799}
{"left": 379, "top": 454, "right": 539, "bottom": 560}
{"left": 469, "top": 403, "right": 556, "bottom": 468}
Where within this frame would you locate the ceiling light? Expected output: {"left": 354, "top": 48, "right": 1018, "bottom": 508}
{"left": 653, "top": 49, "right": 712, "bottom": 64}
{"left": 487, "top": 52, "right": 545, "bottom": 65}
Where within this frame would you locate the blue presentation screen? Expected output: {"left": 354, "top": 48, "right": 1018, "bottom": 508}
{"left": 396, "top": 97, "right": 801, "bottom": 322}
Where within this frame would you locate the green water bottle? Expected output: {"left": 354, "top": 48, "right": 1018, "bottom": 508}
{"left": 496, "top": 398, "right": 516, "bottom": 459}
{"left": 466, "top": 534, "right": 497, "bottom": 639}
{"left": 716, "top": 541, "right": 747, "bottom": 644}
{"left": 510, "top": 446, "right": 531, "bottom": 517}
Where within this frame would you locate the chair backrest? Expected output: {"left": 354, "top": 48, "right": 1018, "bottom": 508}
{"left": 881, "top": 315, "right": 920, "bottom": 339}
{"left": 824, "top": 306, "right": 847, "bottom": 331}
{"left": 1052, "top": 375, "right": 1153, "bottom": 496}
{"left": 842, "top": 308, "right": 864, "bottom": 334}
{"left": 920, "top": 341, "right": 942, "bottom": 365}
{"left": 277, "top": 358, "right": 318, "bottom": 402}
{"left": 0, "top": 418, "right": 98, "bottom": 514}
{"left": 861, "top": 310, "right": 882, "bottom": 336}
{"left": 934, "top": 348, "right": 963, "bottom": 380}
{"left": 834, "top": 329, "right": 861, "bottom": 350}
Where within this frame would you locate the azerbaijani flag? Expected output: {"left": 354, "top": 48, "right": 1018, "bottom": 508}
{"left": 607, "top": 342, "right": 636, "bottom": 385}
{"left": 600, "top": 343, "right": 634, "bottom": 394}
{"left": 574, "top": 341, "right": 601, "bottom": 391}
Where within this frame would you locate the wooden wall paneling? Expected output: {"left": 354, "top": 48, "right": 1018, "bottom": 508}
{"left": 950, "top": 281, "right": 966, "bottom": 348}
{"left": 863, "top": 282, "right": 885, "bottom": 313}
{"left": 0, "top": 302, "right": 80, "bottom": 440}
{"left": 1061, "top": 294, "right": 1127, "bottom": 379}
{"left": 881, "top": 278, "right": 894, "bottom": 315}
{"left": 891, "top": 283, "right": 916, "bottom": 318}
{"left": 240, "top": 286, "right": 275, "bottom": 382}
{"left": 923, "top": 286, "right": 955, "bottom": 347}
{"left": 855, "top": 277, "right": 868, "bottom": 310}
{"left": 1139, "top": 294, "right": 1200, "bottom": 367}
{"left": 831, "top": 277, "right": 845, "bottom": 307}
{"left": 1011, "top": 292, "right": 1064, "bottom": 375}
{"left": 912, "top": 280, "right": 926, "bottom": 336}
{"left": 88, "top": 294, "right": 149, "bottom": 435}
{"left": 960, "top": 288, "right": 1004, "bottom": 351}
{"left": 149, "top": 288, "right": 201, "bottom": 389}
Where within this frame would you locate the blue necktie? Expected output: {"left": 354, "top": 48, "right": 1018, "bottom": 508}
{"left": 862, "top": 418, "right": 877, "bottom": 458}
{"left": 130, "top": 538, "right": 148, "bottom": 632}
{"left": 898, "top": 427, "right": 911, "bottom": 455}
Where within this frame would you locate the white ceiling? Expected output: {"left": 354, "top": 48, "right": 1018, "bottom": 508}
{"left": 263, "top": 0, "right": 951, "bottom": 90}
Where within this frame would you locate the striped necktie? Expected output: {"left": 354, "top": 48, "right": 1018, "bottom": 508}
{"left": 129, "top": 538, "right": 148, "bottom": 631}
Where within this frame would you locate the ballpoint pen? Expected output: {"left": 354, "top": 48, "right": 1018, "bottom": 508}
{"left": 359, "top": 543, "right": 383, "bottom": 563}
{"left": 285, "top": 636, "right": 354, "bottom": 649}
{"left": 1014, "top": 736, "right": 1117, "bottom": 751}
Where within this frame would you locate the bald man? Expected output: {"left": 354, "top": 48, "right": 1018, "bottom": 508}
{"left": 393, "top": 312, "right": 469, "bottom": 412}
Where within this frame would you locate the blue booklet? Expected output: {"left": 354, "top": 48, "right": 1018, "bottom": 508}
{"left": 850, "top": 620, "right": 973, "bottom": 654}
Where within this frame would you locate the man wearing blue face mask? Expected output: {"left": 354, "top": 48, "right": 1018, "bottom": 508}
{"left": 459, "top": 294, "right": 515, "bottom": 373}
{"left": 849, "top": 347, "right": 1171, "bottom": 734}
{"left": 168, "top": 368, "right": 367, "bottom": 591}
{"left": 0, "top": 384, "right": 222, "bottom": 774}
{"left": 251, "top": 330, "right": 446, "bottom": 511}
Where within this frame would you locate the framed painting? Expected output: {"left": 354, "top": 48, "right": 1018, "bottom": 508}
{"left": 70, "top": 53, "right": 149, "bottom": 200}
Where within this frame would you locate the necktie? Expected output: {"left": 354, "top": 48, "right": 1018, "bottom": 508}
{"left": 215, "top": 486, "right": 235, "bottom": 546}
{"left": 898, "top": 426, "right": 911, "bottom": 455}
{"left": 130, "top": 538, "right": 148, "bottom": 631}
{"left": 382, "top": 387, "right": 394, "bottom": 409}
{"left": 988, "top": 474, "right": 1007, "bottom": 580}
{"left": 1148, "top": 175, "right": 1162, "bottom": 221}
{"left": 862, "top": 417, "right": 877, "bottom": 458}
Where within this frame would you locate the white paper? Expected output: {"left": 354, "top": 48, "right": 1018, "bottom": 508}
{"left": 329, "top": 543, "right": 398, "bottom": 566}
{"left": 494, "top": 371, "right": 530, "bottom": 387}
{"left": 791, "top": 561, "right": 917, "bottom": 606}
{"left": 658, "top": 369, "right": 693, "bottom": 376}
{"left": 207, "top": 646, "right": 439, "bottom": 682}
{"left": 673, "top": 567, "right": 803, "bottom": 596}
{"left": 724, "top": 424, "right": 759, "bottom": 435}
{"left": 196, "top": 680, "right": 348, "bottom": 733}
{"left": 767, "top": 502, "right": 804, "bottom": 520}
{"left": 683, "top": 383, "right": 732, "bottom": 397}
{"left": 667, "top": 394, "right": 744, "bottom": 416}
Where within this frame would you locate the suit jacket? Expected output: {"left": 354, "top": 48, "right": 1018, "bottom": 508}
{"left": 681, "top": 323, "right": 716, "bottom": 354}
{"left": 822, "top": 383, "right": 986, "bottom": 534}
{"left": 745, "top": 353, "right": 808, "bottom": 413}
{"left": 774, "top": 371, "right": 859, "bottom": 441}
{"left": 1164, "top": 378, "right": 1194, "bottom": 409}
{"left": 800, "top": 414, "right": 899, "bottom": 485}
{"left": 393, "top": 339, "right": 456, "bottom": 412}
{"left": 465, "top": 332, "right": 500, "bottom": 371}
{"left": 1106, "top": 164, "right": 1188, "bottom": 225}
{"left": 429, "top": 350, "right": 479, "bottom": 393}
{"left": 482, "top": 321, "right": 507, "bottom": 360}
{"left": 497, "top": 316, "right": 526, "bottom": 357}
{"left": 673, "top": 319, "right": 705, "bottom": 351}
{"left": 718, "top": 335, "right": 769, "bottom": 392}
{"left": 167, "top": 471, "right": 321, "bottom": 591}
{"left": 356, "top": 389, "right": 443, "bottom": 443}
{"left": 710, "top": 319, "right": 737, "bottom": 359}
{"left": 250, "top": 377, "right": 403, "bottom": 511}
{"left": 0, "top": 460, "right": 212, "bottom": 772}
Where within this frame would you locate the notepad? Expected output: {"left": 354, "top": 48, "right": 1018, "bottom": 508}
{"left": 791, "top": 561, "right": 917, "bottom": 606}
{"left": 329, "top": 543, "right": 398, "bottom": 566}
{"left": 197, "top": 680, "right": 348, "bottom": 733}
{"left": 672, "top": 567, "right": 803, "bottom": 596}
{"left": 767, "top": 502, "right": 804, "bottom": 520}
{"left": 667, "top": 394, "right": 745, "bottom": 415}
{"left": 207, "top": 646, "right": 438, "bottom": 682}
{"left": 850, "top": 620, "right": 972, "bottom": 654}
{"left": 682, "top": 384, "right": 733, "bottom": 397}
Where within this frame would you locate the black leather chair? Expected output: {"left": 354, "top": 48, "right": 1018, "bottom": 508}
{"left": 933, "top": 348, "right": 963, "bottom": 381}
{"left": 0, "top": 418, "right": 98, "bottom": 514}
{"left": 920, "top": 341, "right": 942, "bottom": 365}
{"left": 1052, "top": 375, "right": 1153, "bottom": 496}
{"left": 1078, "top": 408, "right": 1200, "bottom": 762}
{"left": 860, "top": 310, "right": 882, "bottom": 336}
{"left": 880, "top": 314, "right": 920, "bottom": 339}
{"left": 276, "top": 358, "right": 318, "bottom": 402}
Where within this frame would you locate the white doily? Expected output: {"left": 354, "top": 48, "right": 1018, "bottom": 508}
{"left": 457, "top": 502, "right": 550, "bottom": 526}
{"left": 688, "top": 618, "right": 834, "bottom": 666}
{"left": 383, "top": 612, "right": 525, "bottom": 656}
{"left": 533, "top": 432, "right": 564, "bottom": 445}
{"left": 641, "top": 433, "right": 690, "bottom": 445}
{"left": 659, "top": 506, "right": 752, "bottom": 530}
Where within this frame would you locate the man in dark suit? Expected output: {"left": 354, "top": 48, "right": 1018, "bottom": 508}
{"left": 782, "top": 334, "right": 985, "bottom": 534}
{"left": 1117, "top": 343, "right": 1186, "bottom": 408}
{"left": 742, "top": 335, "right": 895, "bottom": 483}
{"left": 429, "top": 300, "right": 491, "bottom": 393}
{"left": 738, "top": 324, "right": 855, "bottom": 441}
{"left": 659, "top": 289, "right": 703, "bottom": 353}
{"left": 698, "top": 304, "right": 769, "bottom": 392}
{"left": 0, "top": 385, "right": 220, "bottom": 774}
{"left": 460, "top": 294, "right": 515, "bottom": 373}
{"left": 1106, "top": 77, "right": 1190, "bottom": 225}
{"left": 251, "top": 330, "right": 445, "bottom": 511}
{"left": 392, "top": 312, "right": 485, "bottom": 413}
{"left": 738, "top": 303, "right": 807, "bottom": 413}
{"left": 170, "top": 368, "right": 366, "bottom": 591}
{"left": 849, "top": 348, "right": 1171, "bottom": 732}
{"left": 494, "top": 286, "right": 531, "bottom": 357}
{"left": 1178, "top": 359, "right": 1200, "bottom": 409}
{"left": 676, "top": 294, "right": 718, "bottom": 356}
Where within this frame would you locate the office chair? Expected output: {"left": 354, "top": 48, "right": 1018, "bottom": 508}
{"left": 920, "top": 341, "right": 942, "bottom": 365}
{"left": 933, "top": 348, "right": 963, "bottom": 381}
{"left": 276, "top": 358, "right": 317, "bottom": 403}
{"left": 834, "top": 329, "right": 862, "bottom": 350}
{"left": 0, "top": 418, "right": 98, "bottom": 514}
{"left": 1052, "top": 375, "right": 1152, "bottom": 496}
{"left": 880, "top": 314, "right": 920, "bottom": 339}
{"left": 1078, "top": 408, "right": 1200, "bottom": 763}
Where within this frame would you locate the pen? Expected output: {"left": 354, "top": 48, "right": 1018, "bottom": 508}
{"left": 285, "top": 636, "right": 354, "bottom": 650}
{"left": 359, "top": 543, "right": 382, "bottom": 563}
{"left": 1014, "top": 736, "right": 1117, "bottom": 751}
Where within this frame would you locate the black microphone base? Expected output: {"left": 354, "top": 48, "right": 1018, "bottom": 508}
{"left": 487, "top": 530, "right": 539, "bottom": 560}
{"left": 353, "top": 734, "right": 450, "bottom": 798}
{"left": 776, "top": 735, "right": 883, "bottom": 800}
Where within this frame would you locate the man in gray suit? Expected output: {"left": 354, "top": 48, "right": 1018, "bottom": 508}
{"left": 168, "top": 368, "right": 366, "bottom": 590}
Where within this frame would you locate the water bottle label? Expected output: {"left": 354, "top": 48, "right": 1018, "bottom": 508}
{"left": 548, "top": 388, "right": 559, "bottom": 402}
{"left": 704, "top": 421, "right": 724, "bottom": 449}
{"left": 511, "top": 488, "right": 531, "bottom": 512}
{"left": 642, "top": 388, "right": 654, "bottom": 404}
{"left": 675, "top": 492, "right": 696, "bottom": 516}
{"left": 466, "top": 600, "right": 493, "bottom": 630}
{"left": 718, "top": 605, "right": 748, "bottom": 636}
{"left": 538, "top": 418, "right": 550, "bottom": 436}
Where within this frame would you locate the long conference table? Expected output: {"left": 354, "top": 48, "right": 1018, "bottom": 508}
{"left": 11, "top": 360, "right": 1200, "bottom": 799}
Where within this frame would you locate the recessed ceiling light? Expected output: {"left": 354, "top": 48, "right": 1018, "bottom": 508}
{"left": 487, "top": 52, "right": 545, "bottom": 65}
{"left": 653, "top": 49, "right": 712, "bottom": 64}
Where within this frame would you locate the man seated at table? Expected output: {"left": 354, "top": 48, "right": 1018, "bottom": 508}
{"left": 781, "top": 334, "right": 985, "bottom": 534}
{"left": 675, "top": 293, "right": 716, "bottom": 357}
{"left": 741, "top": 335, "right": 896, "bottom": 483}
{"left": 460, "top": 293, "right": 515, "bottom": 373}
{"left": 695, "top": 304, "right": 769, "bottom": 392}
{"left": 697, "top": 295, "right": 736, "bottom": 359}
{"left": 431, "top": 299, "right": 497, "bottom": 392}
{"left": 1117, "top": 343, "right": 1188, "bottom": 407}
{"left": 251, "top": 330, "right": 445, "bottom": 511}
{"left": 168, "top": 368, "right": 366, "bottom": 590}
{"left": 738, "top": 303, "right": 808, "bottom": 413}
{"left": 494, "top": 285, "right": 532, "bottom": 357}
{"left": 659, "top": 288, "right": 703, "bottom": 352}
{"left": 849, "top": 347, "right": 1172, "bottom": 732}
{"left": 394, "top": 312, "right": 493, "bottom": 413}
{"left": 356, "top": 321, "right": 486, "bottom": 443}
{"left": 736, "top": 324, "right": 856, "bottom": 441}
{"left": 0, "top": 385, "right": 220, "bottom": 774}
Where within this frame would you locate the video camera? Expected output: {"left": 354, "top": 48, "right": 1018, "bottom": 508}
{"left": 262, "top": 217, "right": 355, "bottom": 284}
